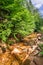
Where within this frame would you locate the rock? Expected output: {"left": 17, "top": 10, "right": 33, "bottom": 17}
{"left": 0, "top": 43, "right": 31, "bottom": 65}
{"left": 10, "top": 43, "right": 31, "bottom": 65}
{"left": 11, "top": 47, "right": 29, "bottom": 62}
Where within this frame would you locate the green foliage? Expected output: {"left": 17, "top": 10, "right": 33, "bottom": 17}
{"left": 39, "top": 52, "right": 43, "bottom": 56}
{"left": 39, "top": 44, "right": 43, "bottom": 56}
{"left": 36, "top": 17, "right": 43, "bottom": 33}
{"left": 39, "top": 18, "right": 43, "bottom": 33}
{"left": 0, "top": 0, "right": 42, "bottom": 42}
{"left": 12, "top": 9, "right": 36, "bottom": 36}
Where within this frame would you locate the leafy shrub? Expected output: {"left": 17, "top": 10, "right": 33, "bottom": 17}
{"left": 0, "top": 0, "right": 41, "bottom": 42}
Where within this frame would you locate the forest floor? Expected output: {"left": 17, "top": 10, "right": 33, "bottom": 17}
{"left": 0, "top": 33, "right": 43, "bottom": 65}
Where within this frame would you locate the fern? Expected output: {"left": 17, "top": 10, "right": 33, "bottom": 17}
{"left": 0, "top": 0, "right": 41, "bottom": 42}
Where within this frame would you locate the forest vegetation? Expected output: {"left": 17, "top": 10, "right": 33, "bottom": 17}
{"left": 0, "top": 0, "right": 43, "bottom": 42}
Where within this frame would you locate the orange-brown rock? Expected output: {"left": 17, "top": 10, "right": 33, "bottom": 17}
{"left": 10, "top": 43, "right": 37, "bottom": 65}
{"left": 0, "top": 43, "right": 31, "bottom": 65}
{"left": 8, "top": 43, "right": 32, "bottom": 65}
{"left": 0, "top": 51, "right": 20, "bottom": 65}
